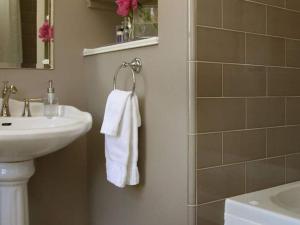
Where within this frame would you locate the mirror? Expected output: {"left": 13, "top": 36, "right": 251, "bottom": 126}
{"left": 0, "top": 0, "right": 54, "bottom": 70}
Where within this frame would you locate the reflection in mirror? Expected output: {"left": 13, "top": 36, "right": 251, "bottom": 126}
{"left": 0, "top": 0, "right": 54, "bottom": 70}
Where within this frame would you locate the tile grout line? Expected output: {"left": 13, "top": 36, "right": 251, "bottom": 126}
{"left": 266, "top": 128, "right": 268, "bottom": 158}
{"left": 195, "top": 58, "right": 198, "bottom": 208}
{"left": 265, "top": 6, "right": 268, "bottom": 35}
{"left": 285, "top": 97, "right": 288, "bottom": 125}
{"left": 197, "top": 154, "right": 300, "bottom": 171}
{"left": 221, "top": 132, "right": 224, "bottom": 164}
{"left": 245, "top": 98, "right": 248, "bottom": 129}
{"left": 188, "top": 60, "right": 300, "bottom": 70}
{"left": 190, "top": 123, "right": 300, "bottom": 136}
{"left": 195, "top": 129, "right": 198, "bottom": 208}
{"left": 221, "top": 0, "right": 224, "bottom": 28}
{"left": 196, "top": 24, "right": 300, "bottom": 42}
{"left": 244, "top": 162, "right": 247, "bottom": 193}
{"left": 245, "top": 33, "right": 247, "bottom": 64}
{"left": 221, "top": 64, "right": 224, "bottom": 96}
{"left": 197, "top": 198, "right": 226, "bottom": 207}
{"left": 284, "top": 155, "right": 287, "bottom": 183}
{"left": 266, "top": 67, "right": 269, "bottom": 96}
{"left": 193, "top": 0, "right": 198, "bottom": 214}
{"left": 244, "top": 0, "right": 300, "bottom": 14}
{"left": 285, "top": 39, "right": 287, "bottom": 67}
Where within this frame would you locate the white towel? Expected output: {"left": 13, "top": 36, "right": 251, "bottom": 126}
{"left": 101, "top": 90, "right": 132, "bottom": 136}
{"left": 101, "top": 90, "right": 141, "bottom": 188}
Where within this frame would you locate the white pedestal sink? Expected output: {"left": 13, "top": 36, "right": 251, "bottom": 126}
{"left": 0, "top": 99, "right": 92, "bottom": 225}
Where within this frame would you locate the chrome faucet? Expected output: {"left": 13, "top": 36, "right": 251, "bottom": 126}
{"left": 1, "top": 81, "right": 17, "bottom": 117}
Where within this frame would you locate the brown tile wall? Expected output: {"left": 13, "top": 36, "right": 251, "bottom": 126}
{"left": 20, "top": 0, "right": 37, "bottom": 68}
{"left": 195, "top": 0, "right": 300, "bottom": 224}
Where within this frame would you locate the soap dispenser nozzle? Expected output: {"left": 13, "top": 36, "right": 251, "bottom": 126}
{"left": 48, "top": 80, "right": 55, "bottom": 93}
{"left": 44, "top": 80, "right": 58, "bottom": 117}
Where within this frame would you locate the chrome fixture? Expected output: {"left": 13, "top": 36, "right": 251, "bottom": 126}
{"left": 113, "top": 58, "right": 142, "bottom": 95}
{"left": 22, "top": 98, "right": 43, "bottom": 117}
{"left": 22, "top": 99, "right": 31, "bottom": 117}
{"left": 1, "top": 81, "right": 18, "bottom": 117}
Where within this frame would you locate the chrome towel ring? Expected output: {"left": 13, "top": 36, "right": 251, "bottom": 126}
{"left": 113, "top": 58, "right": 142, "bottom": 95}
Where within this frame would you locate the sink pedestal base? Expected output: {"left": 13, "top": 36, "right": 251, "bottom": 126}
{"left": 0, "top": 161, "right": 35, "bottom": 225}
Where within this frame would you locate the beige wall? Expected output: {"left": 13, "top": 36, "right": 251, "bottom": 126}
{"left": 84, "top": 1, "right": 189, "bottom": 225}
{"left": 195, "top": 0, "right": 300, "bottom": 225}
{"left": 0, "top": 1, "right": 119, "bottom": 225}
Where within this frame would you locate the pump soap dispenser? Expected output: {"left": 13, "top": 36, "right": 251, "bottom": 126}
{"left": 44, "top": 80, "right": 59, "bottom": 117}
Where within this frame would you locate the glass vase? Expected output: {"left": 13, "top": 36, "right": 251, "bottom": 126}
{"left": 123, "top": 16, "right": 135, "bottom": 42}
{"left": 133, "top": 5, "right": 158, "bottom": 39}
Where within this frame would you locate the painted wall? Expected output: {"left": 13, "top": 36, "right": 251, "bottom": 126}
{"left": 0, "top": 1, "right": 119, "bottom": 225}
{"left": 84, "top": 0, "right": 189, "bottom": 225}
{"left": 195, "top": 0, "right": 300, "bottom": 224}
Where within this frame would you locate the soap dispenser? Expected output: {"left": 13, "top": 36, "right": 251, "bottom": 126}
{"left": 44, "top": 80, "right": 59, "bottom": 117}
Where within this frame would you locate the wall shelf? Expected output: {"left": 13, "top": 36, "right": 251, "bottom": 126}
{"left": 83, "top": 37, "right": 159, "bottom": 56}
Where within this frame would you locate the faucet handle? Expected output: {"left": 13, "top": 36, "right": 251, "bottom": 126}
{"left": 22, "top": 99, "right": 31, "bottom": 117}
{"left": 22, "top": 98, "right": 43, "bottom": 117}
{"left": 9, "top": 85, "right": 17, "bottom": 94}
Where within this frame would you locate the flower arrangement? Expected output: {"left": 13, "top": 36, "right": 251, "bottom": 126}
{"left": 38, "top": 20, "right": 54, "bottom": 42}
{"left": 115, "top": 0, "right": 140, "bottom": 17}
{"left": 115, "top": 0, "right": 157, "bottom": 41}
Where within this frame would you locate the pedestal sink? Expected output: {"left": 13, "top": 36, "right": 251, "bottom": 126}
{"left": 0, "top": 99, "right": 92, "bottom": 225}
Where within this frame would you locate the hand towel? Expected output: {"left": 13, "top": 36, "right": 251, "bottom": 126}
{"left": 101, "top": 90, "right": 141, "bottom": 188}
{"left": 125, "top": 95, "right": 141, "bottom": 185}
{"left": 101, "top": 90, "right": 132, "bottom": 136}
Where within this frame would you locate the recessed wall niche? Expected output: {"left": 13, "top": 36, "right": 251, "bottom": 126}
{"left": 84, "top": 0, "right": 158, "bottom": 56}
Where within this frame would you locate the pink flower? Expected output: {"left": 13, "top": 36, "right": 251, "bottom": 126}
{"left": 115, "top": 0, "right": 138, "bottom": 17}
{"left": 116, "top": 0, "right": 131, "bottom": 17}
{"left": 131, "top": 0, "right": 138, "bottom": 10}
{"left": 38, "top": 20, "right": 54, "bottom": 42}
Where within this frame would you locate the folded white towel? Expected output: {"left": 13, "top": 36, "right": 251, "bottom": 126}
{"left": 101, "top": 90, "right": 141, "bottom": 188}
{"left": 101, "top": 90, "right": 132, "bottom": 136}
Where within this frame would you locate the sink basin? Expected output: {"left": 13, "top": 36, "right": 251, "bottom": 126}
{"left": 0, "top": 100, "right": 92, "bottom": 162}
{"left": 0, "top": 99, "right": 92, "bottom": 225}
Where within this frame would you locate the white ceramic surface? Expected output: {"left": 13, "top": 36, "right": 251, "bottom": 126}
{"left": 225, "top": 181, "right": 300, "bottom": 225}
{"left": 0, "top": 99, "right": 92, "bottom": 162}
{"left": 0, "top": 161, "right": 34, "bottom": 225}
{"left": 0, "top": 99, "right": 92, "bottom": 225}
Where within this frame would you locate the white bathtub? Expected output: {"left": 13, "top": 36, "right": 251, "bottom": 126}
{"left": 225, "top": 181, "right": 300, "bottom": 225}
